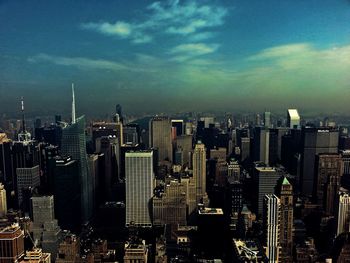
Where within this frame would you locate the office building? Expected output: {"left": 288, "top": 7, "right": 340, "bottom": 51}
{"left": 0, "top": 183, "right": 7, "bottom": 217}
{"left": 31, "top": 196, "right": 61, "bottom": 256}
{"left": 264, "top": 111, "right": 271, "bottom": 128}
{"left": 149, "top": 117, "right": 172, "bottom": 163}
{"left": 123, "top": 123, "right": 140, "bottom": 145}
{"left": 176, "top": 135, "right": 192, "bottom": 167}
{"left": 254, "top": 166, "right": 283, "bottom": 214}
{"left": 193, "top": 142, "right": 208, "bottom": 204}
{"left": 287, "top": 109, "right": 300, "bottom": 129}
{"left": 125, "top": 150, "right": 154, "bottom": 227}
{"left": 55, "top": 233, "right": 80, "bottom": 263}
{"left": 171, "top": 119, "right": 184, "bottom": 137}
{"left": 0, "top": 133, "right": 12, "bottom": 184}
{"left": 16, "top": 165, "right": 40, "bottom": 209}
{"left": 61, "top": 86, "right": 92, "bottom": 222}
{"left": 337, "top": 190, "right": 350, "bottom": 236}
{"left": 53, "top": 156, "right": 81, "bottom": 231}
{"left": 301, "top": 127, "right": 338, "bottom": 196}
{"left": 279, "top": 177, "right": 293, "bottom": 262}
{"left": 253, "top": 127, "right": 270, "bottom": 165}
{"left": 263, "top": 194, "right": 281, "bottom": 263}
{"left": 18, "top": 248, "right": 51, "bottom": 263}
{"left": 0, "top": 223, "right": 25, "bottom": 263}
{"left": 315, "top": 153, "right": 342, "bottom": 214}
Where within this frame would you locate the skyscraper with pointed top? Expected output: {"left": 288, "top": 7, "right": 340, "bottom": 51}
{"left": 18, "top": 97, "right": 31, "bottom": 143}
{"left": 61, "top": 84, "right": 93, "bottom": 223}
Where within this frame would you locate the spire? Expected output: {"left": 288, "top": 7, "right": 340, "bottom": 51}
{"left": 71, "top": 83, "right": 76, "bottom": 124}
{"left": 282, "top": 176, "right": 291, "bottom": 185}
{"left": 21, "top": 96, "right": 26, "bottom": 132}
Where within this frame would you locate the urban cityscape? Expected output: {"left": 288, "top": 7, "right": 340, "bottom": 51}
{"left": 1, "top": 1, "right": 350, "bottom": 263}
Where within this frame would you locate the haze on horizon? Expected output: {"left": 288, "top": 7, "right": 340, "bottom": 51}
{"left": 1, "top": 0, "right": 350, "bottom": 116}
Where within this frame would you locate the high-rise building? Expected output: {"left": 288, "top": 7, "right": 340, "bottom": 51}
{"left": 301, "top": 127, "right": 338, "bottom": 196}
{"left": 175, "top": 135, "right": 192, "bottom": 167}
{"left": 337, "top": 190, "right": 350, "bottom": 236}
{"left": 240, "top": 137, "right": 250, "bottom": 162}
{"left": 193, "top": 142, "right": 208, "bottom": 204}
{"left": 149, "top": 117, "right": 172, "bottom": 163}
{"left": 0, "top": 183, "right": 7, "bottom": 217}
{"left": 263, "top": 194, "right": 281, "bottom": 263}
{"left": 287, "top": 109, "right": 300, "bottom": 129}
{"left": 61, "top": 86, "right": 92, "bottom": 222}
{"left": 253, "top": 166, "right": 283, "bottom": 215}
{"left": 279, "top": 177, "right": 293, "bottom": 262}
{"left": 125, "top": 150, "right": 154, "bottom": 227}
{"left": 31, "top": 195, "right": 61, "bottom": 256}
{"left": 152, "top": 179, "right": 187, "bottom": 226}
{"left": 53, "top": 156, "right": 81, "bottom": 231}
{"left": 315, "top": 153, "right": 342, "bottom": 214}
{"left": 171, "top": 120, "right": 184, "bottom": 136}
{"left": 264, "top": 111, "right": 271, "bottom": 128}
{"left": 124, "top": 239, "right": 148, "bottom": 263}
{"left": 0, "top": 223, "right": 25, "bottom": 263}
{"left": 16, "top": 165, "right": 40, "bottom": 209}
{"left": 0, "top": 133, "right": 12, "bottom": 184}
{"left": 253, "top": 127, "right": 270, "bottom": 165}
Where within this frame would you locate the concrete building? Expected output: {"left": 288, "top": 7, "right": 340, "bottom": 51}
{"left": 0, "top": 223, "right": 25, "bottom": 263}
{"left": 287, "top": 109, "right": 300, "bottom": 129}
{"left": 263, "top": 194, "right": 281, "bottom": 263}
{"left": 31, "top": 196, "right": 61, "bottom": 256}
{"left": 0, "top": 183, "right": 7, "bottom": 217}
{"left": 193, "top": 143, "right": 208, "bottom": 204}
{"left": 124, "top": 239, "right": 148, "bottom": 263}
{"left": 125, "top": 150, "right": 154, "bottom": 227}
{"left": 337, "top": 190, "right": 350, "bottom": 236}
{"left": 149, "top": 117, "right": 172, "bottom": 163}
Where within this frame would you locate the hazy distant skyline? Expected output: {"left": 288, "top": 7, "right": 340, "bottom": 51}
{"left": 1, "top": 0, "right": 350, "bottom": 116}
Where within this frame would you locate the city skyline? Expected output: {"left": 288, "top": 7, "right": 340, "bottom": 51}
{"left": 1, "top": 0, "right": 350, "bottom": 115}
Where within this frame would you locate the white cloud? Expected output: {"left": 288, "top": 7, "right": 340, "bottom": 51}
{"left": 28, "top": 53, "right": 143, "bottom": 72}
{"left": 170, "top": 43, "right": 219, "bottom": 61}
{"left": 81, "top": 0, "right": 228, "bottom": 45}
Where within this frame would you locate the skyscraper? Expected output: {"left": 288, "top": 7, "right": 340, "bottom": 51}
{"left": 0, "top": 183, "right": 7, "bottom": 217}
{"left": 16, "top": 165, "right": 40, "bottom": 209}
{"left": 287, "top": 109, "right": 300, "bottom": 129}
{"left": 301, "top": 127, "right": 339, "bottom": 196}
{"left": 264, "top": 111, "right": 271, "bottom": 128}
{"left": 0, "top": 224, "right": 25, "bottom": 263}
{"left": 279, "top": 177, "right": 293, "bottom": 262}
{"left": 31, "top": 195, "right": 61, "bottom": 256}
{"left": 337, "top": 190, "right": 350, "bottom": 236}
{"left": 193, "top": 142, "right": 208, "bottom": 204}
{"left": 125, "top": 150, "right": 154, "bottom": 227}
{"left": 263, "top": 194, "right": 281, "bottom": 263}
{"left": 149, "top": 117, "right": 172, "bottom": 163}
{"left": 61, "top": 86, "right": 92, "bottom": 222}
{"left": 253, "top": 127, "right": 270, "bottom": 165}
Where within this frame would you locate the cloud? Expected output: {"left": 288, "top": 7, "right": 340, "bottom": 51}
{"left": 81, "top": 0, "right": 228, "bottom": 44}
{"left": 170, "top": 43, "right": 219, "bottom": 61}
{"left": 28, "top": 53, "right": 142, "bottom": 72}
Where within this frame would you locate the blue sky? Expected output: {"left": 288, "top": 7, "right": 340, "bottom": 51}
{"left": 1, "top": 0, "right": 350, "bottom": 115}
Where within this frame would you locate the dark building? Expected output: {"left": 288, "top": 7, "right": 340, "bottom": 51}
{"left": 171, "top": 120, "right": 184, "bottom": 137}
{"left": 34, "top": 125, "right": 62, "bottom": 147}
{"left": 53, "top": 156, "right": 81, "bottom": 232}
{"left": 300, "top": 127, "right": 339, "bottom": 196}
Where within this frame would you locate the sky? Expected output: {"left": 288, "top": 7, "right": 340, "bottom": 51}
{"left": 0, "top": 0, "right": 350, "bottom": 116}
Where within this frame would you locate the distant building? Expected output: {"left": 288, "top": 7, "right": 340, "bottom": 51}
{"left": 264, "top": 111, "right": 271, "bottom": 128}
{"left": 263, "top": 194, "right": 281, "bottom": 263}
{"left": 125, "top": 150, "right": 154, "bottom": 227}
{"left": 252, "top": 127, "right": 270, "bottom": 165}
{"left": 149, "top": 117, "right": 173, "bottom": 163}
{"left": 171, "top": 119, "right": 184, "bottom": 137}
{"left": 287, "top": 109, "right": 300, "bottom": 129}
{"left": 193, "top": 143, "right": 208, "bottom": 204}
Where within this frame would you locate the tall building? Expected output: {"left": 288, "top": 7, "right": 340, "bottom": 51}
{"left": 0, "top": 133, "right": 12, "bottom": 184}
{"left": 337, "top": 190, "right": 350, "bottom": 236}
{"left": 315, "top": 153, "right": 342, "bottom": 214}
{"left": 0, "top": 223, "right": 25, "bottom": 263}
{"left": 264, "top": 111, "right": 271, "bottom": 128}
{"left": 279, "top": 177, "right": 293, "bottom": 262}
{"left": 125, "top": 150, "right": 154, "bottom": 227}
{"left": 253, "top": 166, "right": 283, "bottom": 215}
{"left": 171, "top": 119, "right": 184, "bottom": 136}
{"left": 193, "top": 142, "right": 208, "bottom": 204}
{"left": 16, "top": 165, "right": 40, "bottom": 209}
{"left": 31, "top": 196, "right": 61, "bottom": 256}
{"left": 53, "top": 156, "right": 81, "bottom": 231}
{"left": 287, "top": 109, "right": 300, "bottom": 129}
{"left": 301, "top": 127, "right": 338, "bottom": 196}
{"left": 263, "top": 194, "right": 281, "bottom": 263}
{"left": 253, "top": 127, "right": 270, "bottom": 165}
{"left": 149, "top": 117, "right": 172, "bottom": 163}
{"left": 176, "top": 135, "right": 192, "bottom": 167}
{"left": 0, "top": 183, "right": 7, "bottom": 217}
{"left": 61, "top": 86, "right": 92, "bottom": 222}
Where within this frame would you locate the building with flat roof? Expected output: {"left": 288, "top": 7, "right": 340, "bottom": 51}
{"left": 287, "top": 109, "right": 300, "bottom": 129}
{"left": 0, "top": 223, "right": 25, "bottom": 263}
